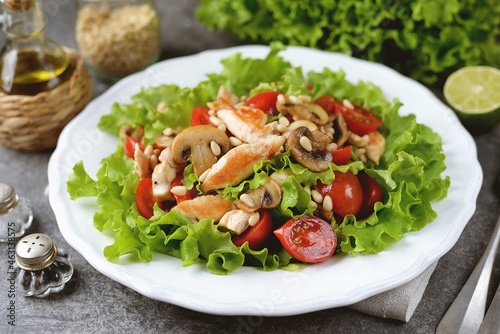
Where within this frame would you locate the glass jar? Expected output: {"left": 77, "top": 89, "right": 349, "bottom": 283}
{"left": 0, "top": 0, "right": 73, "bottom": 95}
{"left": 75, "top": 0, "right": 161, "bottom": 82}
{"left": 0, "top": 183, "right": 33, "bottom": 242}
{"left": 15, "top": 233, "right": 73, "bottom": 297}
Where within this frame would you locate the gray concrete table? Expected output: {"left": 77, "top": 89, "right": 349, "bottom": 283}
{"left": 1, "top": 1, "right": 500, "bottom": 333}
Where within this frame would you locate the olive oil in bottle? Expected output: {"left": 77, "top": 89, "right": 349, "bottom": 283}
{"left": 0, "top": 0, "right": 72, "bottom": 95}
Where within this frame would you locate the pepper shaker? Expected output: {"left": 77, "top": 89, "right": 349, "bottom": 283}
{"left": 15, "top": 233, "right": 73, "bottom": 297}
{"left": 0, "top": 183, "right": 33, "bottom": 242}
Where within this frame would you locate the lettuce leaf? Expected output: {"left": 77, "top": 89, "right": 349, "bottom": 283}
{"left": 67, "top": 45, "right": 449, "bottom": 274}
{"left": 195, "top": 0, "right": 500, "bottom": 84}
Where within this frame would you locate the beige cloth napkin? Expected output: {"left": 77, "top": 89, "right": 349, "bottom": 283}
{"left": 349, "top": 261, "right": 438, "bottom": 322}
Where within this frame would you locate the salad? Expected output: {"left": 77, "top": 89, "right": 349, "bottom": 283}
{"left": 67, "top": 44, "right": 450, "bottom": 275}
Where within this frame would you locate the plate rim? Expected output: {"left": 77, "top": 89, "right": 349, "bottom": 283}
{"left": 48, "top": 45, "right": 482, "bottom": 316}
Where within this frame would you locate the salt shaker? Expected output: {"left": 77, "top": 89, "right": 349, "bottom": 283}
{"left": 0, "top": 183, "right": 33, "bottom": 242}
{"left": 15, "top": 233, "right": 73, "bottom": 297}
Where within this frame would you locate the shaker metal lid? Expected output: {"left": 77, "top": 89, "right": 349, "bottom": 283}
{"left": 16, "top": 233, "right": 58, "bottom": 271}
{"left": 0, "top": 183, "right": 19, "bottom": 214}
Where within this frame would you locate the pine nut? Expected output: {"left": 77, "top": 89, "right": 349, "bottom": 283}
{"left": 229, "top": 136, "right": 243, "bottom": 146}
{"left": 209, "top": 115, "right": 223, "bottom": 126}
{"left": 210, "top": 141, "right": 221, "bottom": 156}
{"left": 299, "top": 136, "right": 313, "bottom": 152}
{"left": 144, "top": 144, "right": 154, "bottom": 156}
{"left": 326, "top": 142, "right": 338, "bottom": 152}
{"left": 311, "top": 190, "right": 323, "bottom": 203}
{"left": 277, "top": 94, "right": 286, "bottom": 105}
{"left": 156, "top": 101, "right": 167, "bottom": 112}
{"left": 289, "top": 95, "right": 302, "bottom": 105}
{"left": 239, "top": 193, "right": 254, "bottom": 207}
{"left": 218, "top": 124, "right": 227, "bottom": 133}
{"left": 277, "top": 124, "right": 288, "bottom": 133}
{"left": 170, "top": 185, "right": 187, "bottom": 196}
{"left": 208, "top": 109, "right": 216, "bottom": 116}
{"left": 303, "top": 185, "right": 311, "bottom": 195}
{"left": 162, "top": 127, "right": 174, "bottom": 136}
{"left": 298, "top": 95, "right": 311, "bottom": 103}
{"left": 198, "top": 168, "right": 211, "bottom": 182}
{"left": 323, "top": 195, "right": 333, "bottom": 212}
{"left": 343, "top": 99, "right": 354, "bottom": 109}
{"left": 279, "top": 116, "right": 290, "bottom": 126}
{"left": 248, "top": 212, "right": 260, "bottom": 226}
{"left": 150, "top": 154, "right": 158, "bottom": 169}
{"left": 309, "top": 201, "right": 318, "bottom": 209}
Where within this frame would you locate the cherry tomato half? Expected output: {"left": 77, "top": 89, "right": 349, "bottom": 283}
{"left": 232, "top": 210, "right": 273, "bottom": 249}
{"left": 124, "top": 136, "right": 144, "bottom": 159}
{"left": 190, "top": 107, "right": 211, "bottom": 126}
{"left": 171, "top": 174, "right": 198, "bottom": 204}
{"left": 136, "top": 177, "right": 155, "bottom": 219}
{"left": 274, "top": 215, "right": 336, "bottom": 263}
{"left": 330, "top": 145, "right": 352, "bottom": 165}
{"left": 314, "top": 95, "right": 335, "bottom": 114}
{"left": 246, "top": 91, "right": 280, "bottom": 116}
{"left": 334, "top": 101, "right": 382, "bottom": 136}
{"left": 357, "top": 172, "right": 383, "bottom": 219}
{"left": 316, "top": 170, "right": 363, "bottom": 217}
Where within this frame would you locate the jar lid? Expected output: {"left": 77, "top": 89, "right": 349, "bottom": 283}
{"left": 16, "top": 233, "right": 58, "bottom": 271}
{"left": 0, "top": 183, "right": 19, "bottom": 214}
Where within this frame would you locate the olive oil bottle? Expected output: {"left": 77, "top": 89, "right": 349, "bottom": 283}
{"left": 0, "top": 0, "right": 73, "bottom": 95}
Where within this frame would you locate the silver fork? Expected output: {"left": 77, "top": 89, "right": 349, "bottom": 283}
{"left": 436, "top": 214, "right": 500, "bottom": 334}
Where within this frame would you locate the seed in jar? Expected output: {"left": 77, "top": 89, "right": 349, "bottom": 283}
{"left": 299, "top": 136, "right": 313, "bottom": 152}
{"left": 75, "top": 4, "right": 160, "bottom": 77}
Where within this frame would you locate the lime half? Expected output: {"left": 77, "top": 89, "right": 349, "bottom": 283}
{"left": 443, "top": 66, "right": 500, "bottom": 132}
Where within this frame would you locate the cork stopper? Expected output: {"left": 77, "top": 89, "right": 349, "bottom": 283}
{"left": 3, "top": 0, "right": 35, "bottom": 12}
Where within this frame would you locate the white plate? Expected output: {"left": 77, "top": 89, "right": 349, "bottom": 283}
{"left": 48, "top": 45, "right": 482, "bottom": 316}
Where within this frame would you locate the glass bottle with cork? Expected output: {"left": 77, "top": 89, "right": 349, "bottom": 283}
{"left": 0, "top": 0, "right": 74, "bottom": 95}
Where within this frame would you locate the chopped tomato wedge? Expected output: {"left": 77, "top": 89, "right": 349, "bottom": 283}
{"left": 190, "top": 107, "right": 211, "bottom": 126}
{"left": 357, "top": 172, "right": 383, "bottom": 219}
{"left": 246, "top": 91, "right": 280, "bottom": 116}
{"left": 124, "top": 136, "right": 143, "bottom": 159}
{"left": 135, "top": 178, "right": 155, "bottom": 219}
{"left": 232, "top": 210, "right": 273, "bottom": 249}
{"left": 330, "top": 145, "right": 352, "bottom": 165}
{"left": 171, "top": 174, "right": 197, "bottom": 204}
{"left": 314, "top": 95, "right": 335, "bottom": 114}
{"left": 316, "top": 170, "right": 363, "bottom": 217}
{"left": 274, "top": 215, "right": 336, "bottom": 263}
{"left": 334, "top": 100, "right": 382, "bottom": 136}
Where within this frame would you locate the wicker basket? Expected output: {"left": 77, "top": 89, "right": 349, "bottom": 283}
{"left": 0, "top": 48, "right": 93, "bottom": 151}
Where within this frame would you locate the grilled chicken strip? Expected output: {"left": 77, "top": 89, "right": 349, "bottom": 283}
{"left": 171, "top": 195, "right": 236, "bottom": 222}
{"left": 201, "top": 135, "right": 286, "bottom": 193}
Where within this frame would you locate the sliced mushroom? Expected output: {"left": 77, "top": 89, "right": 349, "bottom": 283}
{"left": 171, "top": 125, "right": 230, "bottom": 177}
{"left": 276, "top": 95, "right": 329, "bottom": 125}
{"left": 237, "top": 177, "right": 283, "bottom": 212}
{"left": 218, "top": 209, "right": 253, "bottom": 235}
{"left": 333, "top": 113, "right": 350, "bottom": 147}
{"left": 201, "top": 135, "right": 286, "bottom": 193}
{"left": 286, "top": 126, "right": 332, "bottom": 172}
